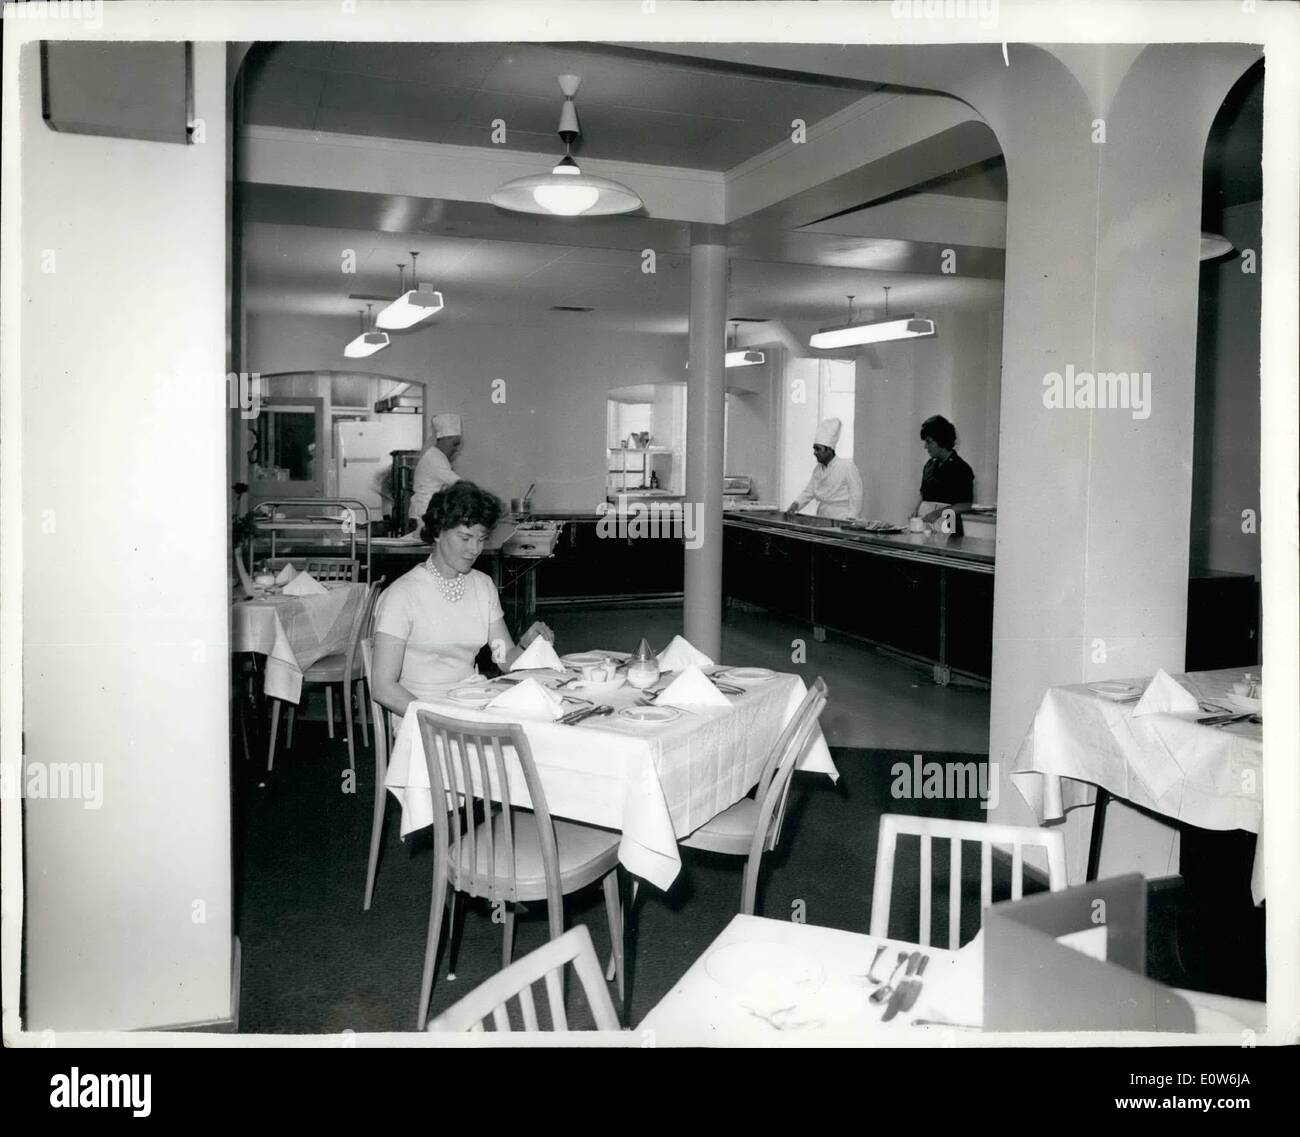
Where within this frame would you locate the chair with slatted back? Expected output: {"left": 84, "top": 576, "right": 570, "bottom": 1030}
{"left": 869, "top": 815, "right": 1068, "bottom": 950}
{"left": 268, "top": 578, "right": 382, "bottom": 774}
{"left": 680, "top": 677, "right": 829, "bottom": 915}
{"left": 427, "top": 924, "right": 620, "bottom": 1033}
{"left": 414, "top": 708, "right": 626, "bottom": 1031}
{"left": 359, "top": 636, "right": 395, "bottom": 910}
{"left": 264, "top": 556, "right": 360, "bottom": 584}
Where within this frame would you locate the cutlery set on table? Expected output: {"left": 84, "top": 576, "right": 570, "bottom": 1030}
{"left": 864, "top": 944, "right": 931, "bottom": 1022}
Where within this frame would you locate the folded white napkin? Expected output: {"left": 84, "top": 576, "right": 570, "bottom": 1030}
{"left": 281, "top": 571, "right": 327, "bottom": 596}
{"left": 510, "top": 636, "right": 565, "bottom": 672}
{"left": 656, "top": 634, "right": 715, "bottom": 672}
{"left": 275, "top": 562, "right": 298, "bottom": 585}
{"left": 912, "top": 930, "right": 985, "bottom": 1027}
{"left": 485, "top": 677, "right": 564, "bottom": 721}
{"left": 1133, "top": 669, "right": 1198, "bottom": 717}
{"left": 657, "top": 665, "right": 731, "bottom": 709}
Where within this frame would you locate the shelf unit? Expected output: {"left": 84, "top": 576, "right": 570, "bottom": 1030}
{"left": 607, "top": 446, "right": 672, "bottom": 494}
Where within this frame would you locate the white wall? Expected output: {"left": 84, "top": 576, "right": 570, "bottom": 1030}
{"left": 247, "top": 312, "right": 688, "bottom": 512}
{"left": 853, "top": 307, "right": 1002, "bottom": 523}
{"left": 15, "top": 43, "right": 232, "bottom": 1030}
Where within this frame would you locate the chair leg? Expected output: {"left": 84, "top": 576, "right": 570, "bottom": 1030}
{"left": 343, "top": 689, "right": 356, "bottom": 775}
{"left": 606, "top": 878, "right": 639, "bottom": 981}
{"left": 266, "top": 700, "right": 281, "bottom": 772}
{"left": 602, "top": 870, "right": 626, "bottom": 1007}
{"left": 502, "top": 905, "right": 516, "bottom": 969}
{"left": 286, "top": 704, "right": 296, "bottom": 749}
{"left": 740, "top": 855, "right": 760, "bottom": 916}
{"left": 446, "top": 890, "right": 466, "bottom": 980}
{"left": 325, "top": 686, "right": 335, "bottom": 739}
{"left": 417, "top": 843, "right": 449, "bottom": 1031}
{"left": 363, "top": 776, "right": 386, "bottom": 912}
{"left": 356, "top": 681, "right": 369, "bottom": 746}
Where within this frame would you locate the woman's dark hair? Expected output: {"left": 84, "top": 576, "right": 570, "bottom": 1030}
{"left": 919, "top": 414, "right": 958, "bottom": 450}
{"left": 420, "top": 481, "right": 503, "bottom": 543}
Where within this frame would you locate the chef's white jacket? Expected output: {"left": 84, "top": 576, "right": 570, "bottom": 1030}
{"left": 793, "top": 455, "right": 863, "bottom": 520}
{"left": 407, "top": 446, "right": 460, "bottom": 524}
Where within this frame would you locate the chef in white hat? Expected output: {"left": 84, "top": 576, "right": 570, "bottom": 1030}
{"left": 785, "top": 417, "right": 863, "bottom": 520}
{"left": 407, "top": 413, "right": 463, "bottom": 530}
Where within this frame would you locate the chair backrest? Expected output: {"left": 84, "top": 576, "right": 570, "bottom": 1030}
{"left": 265, "top": 556, "right": 360, "bottom": 583}
{"left": 427, "top": 924, "right": 620, "bottom": 1032}
{"left": 739, "top": 677, "right": 828, "bottom": 915}
{"left": 415, "top": 708, "right": 563, "bottom": 908}
{"left": 869, "top": 814, "right": 1069, "bottom": 950}
{"left": 341, "top": 578, "right": 383, "bottom": 684}
{"left": 359, "top": 637, "right": 393, "bottom": 774}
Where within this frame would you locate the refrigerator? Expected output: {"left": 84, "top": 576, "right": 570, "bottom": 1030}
{"left": 335, "top": 416, "right": 425, "bottom": 516}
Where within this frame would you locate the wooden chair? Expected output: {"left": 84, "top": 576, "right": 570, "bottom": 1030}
{"left": 265, "top": 556, "right": 360, "bottom": 583}
{"left": 680, "top": 677, "right": 829, "bottom": 915}
{"left": 427, "top": 925, "right": 620, "bottom": 1033}
{"left": 267, "top": 578, "right": 382, "bottom": 774}
{"left": 359, "top": 637, "right": 395, "bottom": 911}
{"left": 414, "top": 709, "right": 625, "bottom": 1031}
{"left": 869, "top": 814, "right": 1069, "bottom": 950}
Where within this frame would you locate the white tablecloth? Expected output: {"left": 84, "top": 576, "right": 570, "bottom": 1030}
{"left": 231, "top": 583, "right": 366, "bottom": 703}
{"left": 1011, "top": 668, "right": 1264, "bottom": 902}
{"left": 383, "top": 670, "right": 839, "bottom": 890}
{"left": 638, "top": 915, "right": 1267, "bottom": 1045}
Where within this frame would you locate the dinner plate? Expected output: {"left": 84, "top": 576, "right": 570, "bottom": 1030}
{"left": 704, "top": 942, "right": 826, "bottom": 1014}
{"left": 715, "top": 667, "right": 775, "bottom": 684}
{"left": 561, "top": 652, "right": 610, "bottom": 666}
{"left": 617, "top": 705, "right": 682, "bottom": 725}
{"left": 1223, "top": 692, "right": 1262, "bottom": 713}
{"left": 1088, "top": 681, "right": 1142, "bottom": 701}
{"left": 447, "top": 685, "right": 497, "bottom": 707}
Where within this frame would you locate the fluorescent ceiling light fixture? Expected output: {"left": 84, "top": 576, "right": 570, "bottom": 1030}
{"left": 810, "top": 289, "right": 936, "bottom": 348}
{"left": 1199, "top": 232, "right": 1235, "bottom": 261}
{"left": 491, "top": 76, "right": 642, "bottom": 217}
{"left": 376, "top": 251, "right": 444, "bottom": 329}
{"left": 344, "top": 303, "right": 389, "bottom": 358}
{"left": 726, "top": 350, "right": 766, "bottom": 367}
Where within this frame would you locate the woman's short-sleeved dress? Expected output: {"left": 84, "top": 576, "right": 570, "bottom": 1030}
{"left": 373, "top": 562, "right": 504, "bottom": 700}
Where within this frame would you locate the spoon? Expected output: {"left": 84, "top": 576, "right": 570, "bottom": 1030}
{"left": 869, "top": 951, "right": 910, "bottom": 1004}
{"left": 865, "top": 944, "right": 887, "bottom": 984}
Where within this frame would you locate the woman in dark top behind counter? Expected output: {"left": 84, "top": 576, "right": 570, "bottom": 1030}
{"left": 914, "top": 414, "right": 975, "bottom": 523}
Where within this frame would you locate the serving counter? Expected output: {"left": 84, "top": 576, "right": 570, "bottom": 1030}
{"left": 723, "top": 511, "right": 994, "bottom": 684}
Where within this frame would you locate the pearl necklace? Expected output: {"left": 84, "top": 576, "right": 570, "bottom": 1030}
{"left": 423, "top": 557, "right": 467, "bottom": 603}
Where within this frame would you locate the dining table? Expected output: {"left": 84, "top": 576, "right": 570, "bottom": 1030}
{"left": 1010, "top": 667, "right": 1264, "bottom": 903}
{"left": 637, "top": 914, "right": 1268, "bottom": 1045}
{"left": 230, "top": 581, "right": 368, "bottom": 703}
{"left": 382, "top": 658, "right": 839, "bottom": 891}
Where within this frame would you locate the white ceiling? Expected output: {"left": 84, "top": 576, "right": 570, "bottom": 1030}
{"left": 243, "top": 220, "right": 1003, "bottom": 336}
{"left": 240, "top": 41, "right": 1005, "bottom": 338}
{"left": 242, "top": 42, "right": 879, "bottom": 171}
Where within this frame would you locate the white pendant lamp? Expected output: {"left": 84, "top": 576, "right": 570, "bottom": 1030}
{"left": 376, "top": 251, "right": 444, "bottom": 330}
{"left": 491, "top": 75, "right": 642, "bottom": 217}
{"left": 725, "top": 322, "right": 765, "bottom": 368}
{"left": 810, "top": 289, "right": 935, "bottom": 349}
{"left": 1199, "top": 232, "right": 1235, "bottom": 261}
{"left": 344, "top": 303, "right": 389, "bottom": 359}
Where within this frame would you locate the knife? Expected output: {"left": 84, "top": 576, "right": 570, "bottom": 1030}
{"left": 897, "top": 954, "right": 930, "bottom": 1014}
{"left": 881, "top": 951, "right": 922, "bottom": 1022}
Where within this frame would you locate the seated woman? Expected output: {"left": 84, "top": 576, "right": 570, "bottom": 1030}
{"left": 914, "top": 414, "right": 975, "bottom": 524}
{"left": 371, "top": 481, "right": 553, "bottom": 714}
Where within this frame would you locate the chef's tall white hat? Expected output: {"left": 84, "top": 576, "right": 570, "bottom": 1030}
{"left": 814, "top": 417, "right": 842, "bottom": 448}
{"left": 432, "top": 413, "right": 463, "bottom": 438}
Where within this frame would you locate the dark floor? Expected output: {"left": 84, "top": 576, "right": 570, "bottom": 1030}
{"left": 231, "top": 718, "right": 1263, "bottom": 1033}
